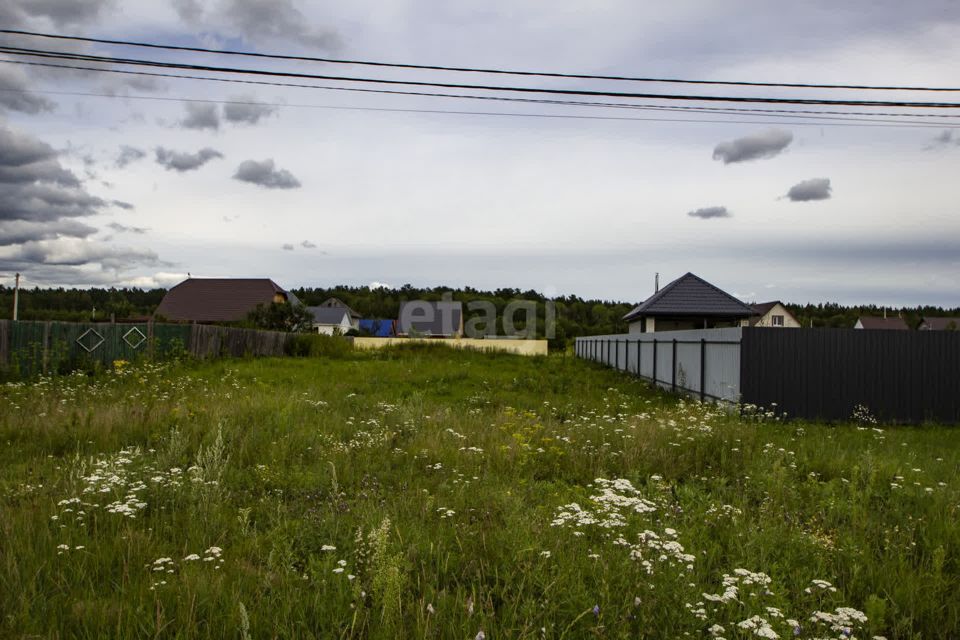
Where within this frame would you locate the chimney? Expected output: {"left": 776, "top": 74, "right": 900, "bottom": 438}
{"left": 655, "top": 272, "right": 659, "bottom": 293}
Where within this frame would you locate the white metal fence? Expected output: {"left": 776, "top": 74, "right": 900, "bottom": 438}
{"left": 575, "top": 328, "right": 742, "bottom": 402}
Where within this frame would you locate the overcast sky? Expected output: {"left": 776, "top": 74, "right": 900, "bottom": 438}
{"left": 1, "top": 0, "right": 959, "bottom": 306}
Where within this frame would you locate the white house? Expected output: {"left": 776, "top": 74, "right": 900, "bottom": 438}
{"left": 747, "top": 301, "right": 801, "bottom": 328}
{"left": 307, "top": 307, "right": 354, "bottom": 335}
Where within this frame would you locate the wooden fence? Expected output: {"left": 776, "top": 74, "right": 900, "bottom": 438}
{"left": 576, "top": 328, "right": 960, "bottom": 424}
{"left": 0, "top": 320, "right": 296, "bottom": 377}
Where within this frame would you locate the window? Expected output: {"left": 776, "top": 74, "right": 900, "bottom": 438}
{"left": 772, "top": 314, "right": 784, "bottom": 326}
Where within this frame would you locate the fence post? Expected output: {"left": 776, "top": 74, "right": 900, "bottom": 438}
{"left": 671, "top": 338, "right": 677, "bottom": 392}
{"left": 42, "top": 321, "right": 50, "bottom": 375}
{"left": 615, "top": 339, "right": 619, "bottom": 369}
{"left": 652, "top": 338, "right": 658, "bottom": 386}
{"left": 606, "top": 339, "right": 610, "bottom": 366}
{"left": 700, "top": 338, "right": 706, "bottom": 401}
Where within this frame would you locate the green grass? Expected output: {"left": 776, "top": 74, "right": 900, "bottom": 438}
{"left": 1, "top": 344, "right": 957, "bottom": 639}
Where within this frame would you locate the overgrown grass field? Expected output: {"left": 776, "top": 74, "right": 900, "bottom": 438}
{"left": 1, "top": 345, "right": 957, "bottom": 639}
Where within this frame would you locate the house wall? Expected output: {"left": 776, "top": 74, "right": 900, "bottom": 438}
{"left": 628, "top": 316, "right": 744, "bottom": 333}
{"left": 753, "top": 303, "right": 801, "bottom": 328}
{"left": 316, "top": 317, "right": 353, "bottom": 336}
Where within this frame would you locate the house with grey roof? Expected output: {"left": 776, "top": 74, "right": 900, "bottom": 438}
{"left": 307, "top": 306, "right": 355, "bottom": 335}
{"left": 317, "top": 297, "right": 362, "bottom": 324}
{"left": 397, "top": 300, "right": 463, "bottom": 337}
{"left": 623, "top": 272, "right": 753, "bottom": 333}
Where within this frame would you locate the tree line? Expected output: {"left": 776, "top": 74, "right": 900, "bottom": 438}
{"left": 1, "top": 285, "right": 957, "bottom": 348}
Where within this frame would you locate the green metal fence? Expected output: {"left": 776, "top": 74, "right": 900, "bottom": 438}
{"left": 0, "top": 321, "right": 294, "bottom": 378}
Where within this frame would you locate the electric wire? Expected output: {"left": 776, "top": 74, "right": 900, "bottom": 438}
{"left": 4, "top": 58, "right": 959, "bottom": 129}
{"left": 2, "top": 45, "right": 960, "bottom": 109}
{"left": 2, "top": 27, "right": 958, "bottom": 93}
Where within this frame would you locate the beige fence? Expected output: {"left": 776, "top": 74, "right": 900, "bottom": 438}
{"left": 351, "top": 336, "right": 548, "bottom": 356}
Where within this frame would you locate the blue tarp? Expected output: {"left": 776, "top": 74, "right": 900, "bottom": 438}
{"left": 359, "top": 319, "right": 395, "bottom": 337}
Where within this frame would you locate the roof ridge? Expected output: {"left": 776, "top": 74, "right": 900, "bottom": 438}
{"left": 623, "top": 273, "right": 751, "bottom": 321}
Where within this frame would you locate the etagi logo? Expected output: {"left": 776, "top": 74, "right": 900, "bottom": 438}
{"left": 398, "top": 293, "right": 556, "bottom": 339}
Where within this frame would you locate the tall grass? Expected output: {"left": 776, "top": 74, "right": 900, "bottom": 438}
{"left": 0, "top": 348, "right": 956, "bottom": 638}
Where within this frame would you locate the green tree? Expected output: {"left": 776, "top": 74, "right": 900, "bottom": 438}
{"left": 246, "top": 302, "right": 314, "bottom": 333}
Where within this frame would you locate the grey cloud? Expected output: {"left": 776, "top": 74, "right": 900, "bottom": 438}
{"left": 0, "top": 122, "right": 164, "bottom": 279}
{"left": 115, "top": 145, "right": 146, "bottom": 168}
{"left": 222, "top": 0, "right": 341, "bottom": 50}
{"left": 687, "top": 206, "right": 731, "bottom": 219}
{"left": 0, "top": 124, "right": 107, "bottom": 225}
{"left": 926, "top": 129, "right": 960, "bottom": 150}
{"left": 233, "top": 158, "right": 301, "bottom": 189}
{"left": 0, "top": 219, "right": 97, "bottom": 246}
{"left": 0, "top": 64, "right": 55, "bottom": 114}
{"left": 107, "top": 222, "right": 148, "bottom": 234}
{"left": 17, "top": 0, "right": 113, "bottom": 27}
{"left": 100, "top": 74, "right": 167, "bottom": 96}
{"left": 155, "top": 147, "right": 224, "bottom": 172}
{"left": 223, "top": 99, "right": 277, "bottom": 125}
{"left": 785, "top": 178, "right": 832, "bottom": 202}
{"left": 0, "top": 159, "right": 79, "bottom": 187}
{"left": 0, "top": 126, "right": 60, "bottom": 166}
{"left": 0, "top": 183, "right": 107, "bottom": 222}
{"left": 111, "top": 200, "right": 134, "bottom": 210}
{"left": 282, "top": 243, "right": 295, "bottom": 250}
{"left": 301, "top": 240, "right": 317, "bottom": 248}
{"left": 713, "top": 129, "right": 793, "bottom": 164}
{"left": 180, "top": 102, "right": 220, "bottom": 130}
{"left": 0, "top": 239, "right": 162, "bottom": 270}
{"left": 171, "top": 0, "right": 204, "bottom": 22}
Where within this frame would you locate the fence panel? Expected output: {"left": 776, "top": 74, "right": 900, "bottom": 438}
{"left": 0, "top": 320, "right": 8, "bottom": 371}
{"left": 739, "top": 328, "right": 960, "bottom": 424}
{"left": 575, "top": 329, "right": 742, "bottom": 402}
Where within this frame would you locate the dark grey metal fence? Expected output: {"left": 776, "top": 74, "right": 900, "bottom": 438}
{"left": 576, "top": 327, "right": 960, "bottom": 424}
{"left": 739, "top": 328, "right": 960, "bottom": 424}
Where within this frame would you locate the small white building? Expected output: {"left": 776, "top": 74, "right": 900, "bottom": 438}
{"left": 307, "top": 307, "right": 355, "bottom": 335}
{"left": 747, "top": 301, "right": 801, "bottom": 328}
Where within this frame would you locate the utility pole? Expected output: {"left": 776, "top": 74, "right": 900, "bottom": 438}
{"left": 12, "top": 273, "right": 19, "bottom": 321}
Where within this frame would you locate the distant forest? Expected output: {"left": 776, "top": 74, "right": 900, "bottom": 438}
{"left": 1, "top": 285, "right": 957, "bottom": 348}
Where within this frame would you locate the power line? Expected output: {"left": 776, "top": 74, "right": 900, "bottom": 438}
{"left": 3, "top": 45, "right": 960, "bottom": 109}
{"left": 5, "top": 58, "right": 959, "bottom": 127}
{"left": 2, "top": 27, "right": 958, "bottom": 93}
{"left": 2, "top": 85, "right": 956, "bottom": 129}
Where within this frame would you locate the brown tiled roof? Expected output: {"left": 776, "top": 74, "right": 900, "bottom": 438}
{"left": 856, "top": 316, "right": 909, "bottom": 330}
{"left": 919, "top": 317, "right": 960, "bottom": 330}
{"left": 155, "top": 278, "right": 292, "bottom": 322}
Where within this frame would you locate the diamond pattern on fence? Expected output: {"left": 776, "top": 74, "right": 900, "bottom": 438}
{"left": 76, "top": 328, "right": 104, "bottom": 353}
{"left": 122, "top": 327, "right": 147, "bottom": 350}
